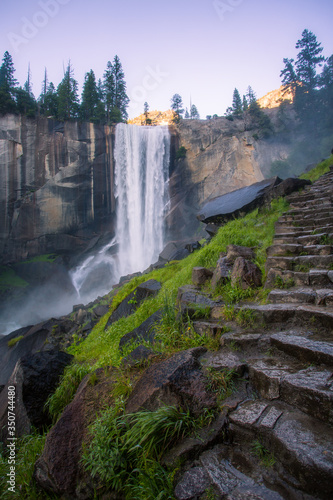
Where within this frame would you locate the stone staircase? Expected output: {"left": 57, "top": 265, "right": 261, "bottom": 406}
{"left": 175, "top": 168, "right": 333, "bottom": 500}
{"left": 227, "top": 168, "right": 333, "bottom": 499}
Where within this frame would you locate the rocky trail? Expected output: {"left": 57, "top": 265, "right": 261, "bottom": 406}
{"left": 173, "top": 168, "right": 333, "bottom": 499}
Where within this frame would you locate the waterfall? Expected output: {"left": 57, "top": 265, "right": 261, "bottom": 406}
{"left": 70, "top": 123, "right": 170, "bottom": 301}
{"left": 114, "top": 123, "right": 170, "bottom": 276}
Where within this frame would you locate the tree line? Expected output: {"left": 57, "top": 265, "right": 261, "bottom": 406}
{"left": 225, "top": 29, "right": 333, "bottom": 134}
{"left": 0, "top": 53, "right": 129, "bottom": 123}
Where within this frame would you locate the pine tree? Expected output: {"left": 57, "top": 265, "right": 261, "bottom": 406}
{"left": 242, "top": 95, "right": 248, "bottom": 111}
{"left": 184, "top": 107, "right": 190, "bottom": 119}
{"left": 170, "top": 94, "right": 184, "bottom": 120}
{"left": 15, "top": 64, "right": 37, "bottom": 117}
{"left": 112, "top": 55, "right": 129, "bottom": 122}
{"left": 0, "top": 51, "right": 17, "bottom": 114}
{"left": 295, "top": 29, "right": 325, "bottom": 91}
{"left": 231, "top": 88, "right": 242, "bottom": 116}
{"left": 280, "top": 58, "right": 298, "bottom": 96}
{"left": 246, "top": 86, "right": 256, "bottom": 104}
{"left": 80, "top": 70, "right": 99, "bottom": 122}
{"left": 57, "top": 61, "right": 79, "bottom": 120}
{"left": 190, "top": 104, "right": 200, "bottom": 119}
{"left": 43, "top": 82, "right": 58, "bottom": 117}
{"left": 103, "top": 60, "right": 115, "bottom": 123}
{"left": 39, "top": 68, "right": 48, "bottom": 115}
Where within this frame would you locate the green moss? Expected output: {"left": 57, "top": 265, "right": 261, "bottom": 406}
{"left": 7, "top": 335, "right": 24, "bottom": 347}
{"left": 300, "top": 154, "right": 333, "bottom": 182}
{"left": 0, "top": 266, "right": 28, "bottom": 288}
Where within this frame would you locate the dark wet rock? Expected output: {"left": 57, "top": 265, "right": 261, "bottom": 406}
{"left": 264, "top": 177, "right": 312, "bottom": 204}
{"left": 126, "top": 347, "right": 216, "bottom": 416}
{"left": 200, "top": 350, "right": 247, "bottom": 377}
{"left": 205, "top": 223, "right": 220, "bottom": 237}
{"left": 270, "top": 333, "right": 333, "bottom": 366}
{"left": 192, "top": 321, "right": 225, "bottom": 338}
{"left": 226, "top": 245, "right": 255, "bottom": 264}
{"left": 159, "top": 241, "right": 179, "bottom": 261}
{"left": 177, "top": 285, "right": 218, "bottom": 318}
{"left": 92, "top": 305, "right": 109, "bottom": 318}
{"left": 34, "top": 369, "right": 115, "bottom": 497}
{"left": 197, "top": 177, "right": 281, "bottom": 225}
{"left": 211, "top": 256, "right": 232, "bottom": 290}
{"left": 0, "top": 320, "right": 56, "bottom": 386}
{"left": 231, "top": 257, "right": 262, "bottom": 289}
{"left": 106, "top": 279, "right": 161, "bottom": 327}
{"left": 174, "top": 466, "right": 211, "bottom": 499}
{"left": 118, "top": 309, "right": 163, "bottom": 351}
{"left": 185, "top": 241, "right": 201, "bottom": 253}
{"left": 192, "top": 267, "right": 213, "bottom": 286}
{"left": 0, "top": 350, "right": 73, "bottom": 441}
{"left": 121, "top": 345, "right": 158, "bottom": 368}
{"left": 226, "top": 485, "right": 284, "bottom": 500}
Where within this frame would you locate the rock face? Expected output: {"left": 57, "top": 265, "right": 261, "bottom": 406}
{"left": 0, "top": 115, "right": 115, "bottom": 263}
{"left": 0, "top": 350, "right": 73, "bottom": 441}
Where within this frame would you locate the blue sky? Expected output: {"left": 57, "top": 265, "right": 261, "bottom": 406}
{"left": 0, "top": 0, "right": 332, "bottom": 118}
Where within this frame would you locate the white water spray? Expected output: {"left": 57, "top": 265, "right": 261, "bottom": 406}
{"left": 70, "top": 123, "right": 170, "bottom": 299}
{"left": 114, "top": 123, "right": 170, "bottom": 276}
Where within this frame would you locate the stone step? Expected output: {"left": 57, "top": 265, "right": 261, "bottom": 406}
{"left": 267, "top": 243, "right": 332, "bottom": 257}
{"left": 237, "top": 303, "right": 333, "bottom": 332}
{"left": 229, "top": 400, "right": 333, "bottom": 499}
{"left": 248, "top": 359, "right": 333, "bottom": 424}
{"left": 265, "top": 254, "right": 333, "bottom": 271}
{"left": 279, "top": 211, "right": 333, "bottom": 223}
{"left": 265, "top": 268, "right": 333, "bottom": 289}
{"left": 268, "top": 288, "right": 333, "bottom": 306}
{"left": 270, "top": 332, "right": 333, "bottom": 366}
{"left": 275, "top": 225, "right": 333, "bottom": 237}
{"left": 289, "top": 197, "right": 332, "bottom": 209}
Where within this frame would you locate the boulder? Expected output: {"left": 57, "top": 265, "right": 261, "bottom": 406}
{"left": 34, "top": 369, "right": 115, "bottom": 497}
{"left": 231, "top": 257, "right": 262, "bottom": 289}
{"left": 211, "top": 256, "right": 233, "bottom": 291}
{"left": 119, "top": 309, "right": 163, "bottom": 351}
{"left": 192, "top": 267, "right": 213, "bottom": 286}
{"left": 0, "top": 350, "right": 73, "bottom": 442}
{"left": 264, "top": 177, "right": 312, "bottom": 204}
{"left": 126, "top": 347, "right": 216, "bottom": 416}
{"left": 177, "top": 285, "right": 219, "bottom": 318}
{"left": 197, "top": 177, "right": 281, "bottom": 225}
{"left": 226, "top": 245, "right": 255, "bottom": 264}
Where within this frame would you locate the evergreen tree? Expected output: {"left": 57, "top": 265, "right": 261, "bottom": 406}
{"left": 103, "top": 60, "right": 115, "bottom": 123}
{"left": 57, "top": 61, "right": 79, "bottom": 120}
{"left": 0, "top": 51, "right": 17, "bottom": 114}
{"left": 95, "top": 78, "right": 106, "bottom": 123}
{"left": 112, "top": 55, "right": 129, "bottom": 122}
{"left": 246, "top": 86, "right": 256, "bottom": 104}
{"left": 170, "top": 94, "right": 184, "bottom": 119}
{"left": 280, "top": 58, "right": 298, "bottom": 95}
{"left": 80, "top": 70, "right": 100, "bottom": 122}
{"left": 231, "top": 88, "right": 242, "bottom": 116}
{"left": 295, "top": 29, "right": 325, "bottom": 91}
{"left": 184, "top": 107, "right": 190, "bottom": 119}
{"left": 38, "top": 68, "right": 49, "bottom": 115}
{"left": 143, "top": 101, "right": 151, "bottom": 125}
{"left": 190, "top": 104, "right": 200, "bottom": 119}
{"left": 43, "top": 82, "right": 58, "bottom": 117}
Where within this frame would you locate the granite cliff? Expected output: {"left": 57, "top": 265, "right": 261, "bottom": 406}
{"left": 0, "top": 112, "right": 298, "bottom": 264}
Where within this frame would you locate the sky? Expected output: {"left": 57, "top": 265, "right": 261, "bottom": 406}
{"left": 0, "top": 0, "right": 332, "bottom": 119}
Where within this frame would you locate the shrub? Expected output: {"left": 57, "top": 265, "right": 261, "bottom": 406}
{"left": 175, "top": 146, "right": 187, "bottom": 160}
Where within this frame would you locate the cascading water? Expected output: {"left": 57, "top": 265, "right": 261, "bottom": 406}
{"left": 114, "top": 123, "right": 170, "bottom": 276}
{"left": 70, "top": 123, "right": 170, "bottom": 299}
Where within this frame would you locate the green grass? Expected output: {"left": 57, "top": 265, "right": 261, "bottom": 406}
{"left": 81, "top": 402, "right": 212, "bottom": 497}
{"left": 251, "top": 440, "right": 276, "bottom": 468}
{"left": 0, "top": 432, "right": 51, "bottom": 499}
{"left": 45, "top": 362, "right": 92, "bottom": 422}
{"left": 300, "top": 154, "right": 333, "bottom": 182}
{"left": 21, "top": 253, "right": 58, "bottom": 264}
{"left": 205, "top": 367, "right": 237, "bottom": 405}
{"left": 68, "top": 198, "right": 288, "bottom": 369}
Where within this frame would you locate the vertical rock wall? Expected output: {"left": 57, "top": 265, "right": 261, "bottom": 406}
{"left": 0, "top": 115, "right": 115, "bottom": 263}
